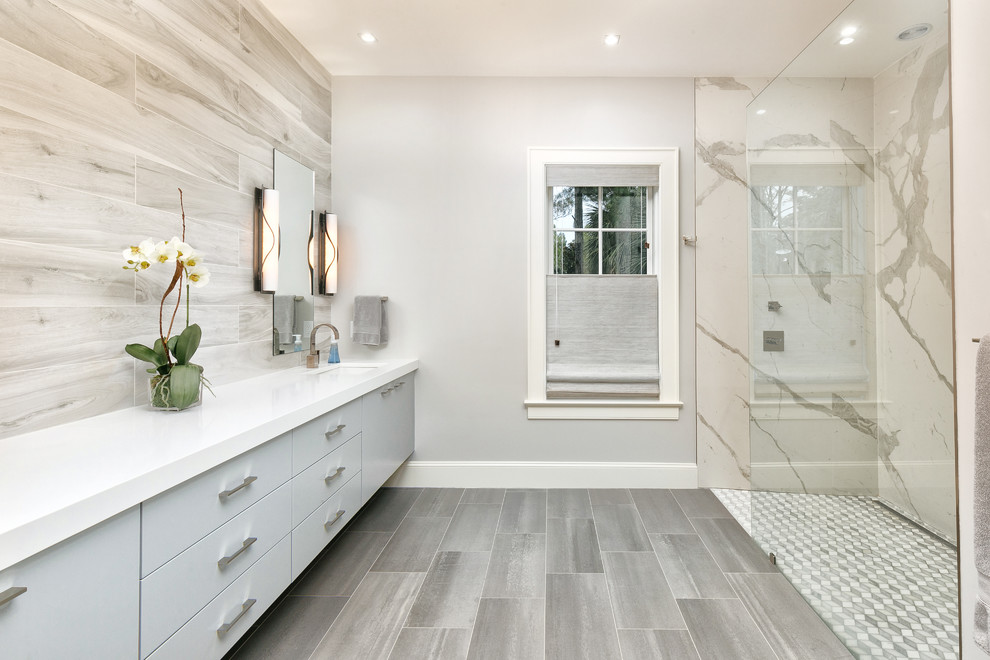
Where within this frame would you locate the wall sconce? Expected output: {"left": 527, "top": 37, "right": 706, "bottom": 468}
{"left": 253, "top": 187, "right": 279, "bottom": 293}
{"left": 317, "top": 211, "right": 337, "bottom": 296}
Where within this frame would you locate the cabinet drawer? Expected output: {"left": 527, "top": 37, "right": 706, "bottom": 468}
{"left": 140, "top": 483, "right": 291, "bottom": 658}
{"left": 146, "top": 535, "right": 291, "bottom": 660}
{"left": 292, "top": 397, "right": 362, "bottom": 475}
{"left": 291, "top": 470, "right": 362, "bottom": 581}
{"left": 292, "top": 434, "right": 362, "bottom": 527}
{"left": 142, "top": 432, "right": 291, "bottom": 577}
{"left": 0, "top": 508, "right": 140, "bottom": 660}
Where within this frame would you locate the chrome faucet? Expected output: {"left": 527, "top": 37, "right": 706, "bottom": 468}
{"left": 307, "top": 323, "right": 340, "bottom": 368}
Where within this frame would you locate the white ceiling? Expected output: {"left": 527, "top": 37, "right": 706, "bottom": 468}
{"left": 781, "top": 0, "right": 948, "bottom": 77}
{"left": 258, "top": 0, "right": 854, "bottom": 78}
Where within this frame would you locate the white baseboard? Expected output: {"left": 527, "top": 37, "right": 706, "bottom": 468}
{"left": 384, "top": 461, "right": 698, "bottom": 489}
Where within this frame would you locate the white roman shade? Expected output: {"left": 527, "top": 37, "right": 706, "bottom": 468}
{"left": 545, "top": 164, "right": 660, "bottom": 188}
{"left": 546, "top": 275, "right": 660, "bottom": 399}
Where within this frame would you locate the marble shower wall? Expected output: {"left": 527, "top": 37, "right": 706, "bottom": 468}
{"left": 873, "top": 31, "right": 954, "bottom": 539}
{"left": 695, "top": 77, "right": 769, "bottom": 489}
{"left": 0, "top": 0, "right": 334, "bottom": 440}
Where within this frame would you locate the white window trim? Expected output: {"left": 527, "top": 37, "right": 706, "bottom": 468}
{"left": 525, "top": 148, "right": 682, "bottom": 420}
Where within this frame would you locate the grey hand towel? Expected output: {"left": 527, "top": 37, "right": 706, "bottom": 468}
{"left": 975, "top": 334, "right": 990, "bottom": 652}
{"left": 353, "top": 296, "right": 388, "bottom": 346}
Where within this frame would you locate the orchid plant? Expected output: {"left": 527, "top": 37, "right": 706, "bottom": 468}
{"left": 122, "top": 189, "right": 213, "bottom": 410}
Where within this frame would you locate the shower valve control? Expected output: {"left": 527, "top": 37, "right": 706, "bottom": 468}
{"left": 763, "top": 330, "right": 785, "bottom": 352}
{"left": 768, "top": 301, "right": 782, "bottom": 312}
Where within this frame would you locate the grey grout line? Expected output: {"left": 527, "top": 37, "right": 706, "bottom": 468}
{"left": 595, "top": 489, "right": 626, "bottom": 660}
{"left": 445, "top": 489, "right": 506, "bottom": 658}
{"left": 304, "top": 522, "right": 405, "bottom": 660}
{"left": 464, "top": 493, "right": 503, "bottom": 654}
{"left": 702, "top": 488, "right": 784, "bottom": 660}
{"left": 632, "top": 490, "right": 703, "bottom": 660}
{"left": 543, "top": 490, "right": 550, "bottom": 660}
{"left": 384, "top": 490, "right": 460, "bottom": 660}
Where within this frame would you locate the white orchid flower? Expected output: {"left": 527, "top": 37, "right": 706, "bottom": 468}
{"left": 138, "top": 238, "right": 156, "bottom": 257}
{"left": 122, "top": 246, "right": 142, "bottom": 264}
{"left": 122, "top": 239, "right": 158, "bottom": 270}
{"left": 186, "top": 264, "right": 211, "bottom": 288}
{"left": 153, "top": 240, "right": 178, "bottom": 263}
{"left": 170, "top": 237, "right": 194, "bottom": 261}
{"left": 179, "top": 249, "right": 202, "bottom": 267}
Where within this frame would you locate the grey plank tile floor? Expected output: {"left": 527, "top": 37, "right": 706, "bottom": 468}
{"left": 227, "top": 487, "right": 852, "bottom": 660}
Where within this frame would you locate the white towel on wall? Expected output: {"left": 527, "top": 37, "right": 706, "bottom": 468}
{"left": 352, "top": 296, "right": 388, "bottom": 346}
{"left": 975, "top": 334, "right": 990, "bottom": 652}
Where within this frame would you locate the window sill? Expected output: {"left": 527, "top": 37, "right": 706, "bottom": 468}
{"left": 524, "top": 399, "right": 683, "bottom": 420}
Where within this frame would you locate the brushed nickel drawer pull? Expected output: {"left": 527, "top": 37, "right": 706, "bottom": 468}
{"left": 0, "top": 587, "right": 27, "bottom": 607}
{"left": 381, "top": 387, "right": 393, "bottom": 396}
{"left": 324, "top": 466, "right": 346, "bottom": 483}
{"left": 218, "top": 475, "right": 258, "bottom": 501}
{"left": 324, "top": 424, "right": 346, "bottom": 440}
{"left": 395, "top": 381, "right": 405, "bottom": 388}
{"left": 217, "top": 537, "right": 257, "bottom": 570}
{"left": 324, "top": 509, "right": 345, "bottom": 530}
{"left": 216, "top": 598, "right": 256, "bottom": 637}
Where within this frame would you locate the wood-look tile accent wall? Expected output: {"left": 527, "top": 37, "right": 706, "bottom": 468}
{"left": 0, "top": 0, "right": 333, "bottom": 439}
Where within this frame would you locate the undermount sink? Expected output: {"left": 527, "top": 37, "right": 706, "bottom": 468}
{"left": 307, "top": 363, "right": 383, "bottom": 375}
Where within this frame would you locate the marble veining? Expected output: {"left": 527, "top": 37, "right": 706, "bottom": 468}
{"left": 872, "top": 34, "right": 954, "bottom": 538}
{"left": 694, "top": 76, "right": 769, "bottom": 489}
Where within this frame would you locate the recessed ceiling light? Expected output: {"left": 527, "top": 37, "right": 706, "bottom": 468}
{"left": 840, "top": 25, "right": 858, "bottom": 37}
{"left": 359, "top": 32, "right": 377, "bottom": 44}
{"left": 755, "top": 109, "right": 767, "bottom": 115}
{"left": 838, "top": 37, "right": 855, "bottom": 46}
{"left": 897, "top": 23, "right": 932, "bottom": 41}
{"left": 603, "top": 34, "right": 620, "bottom": 47}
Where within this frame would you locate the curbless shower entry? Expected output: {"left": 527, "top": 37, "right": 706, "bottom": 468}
{"left": 740, "top": 0, "right": 959, "bottom": 656}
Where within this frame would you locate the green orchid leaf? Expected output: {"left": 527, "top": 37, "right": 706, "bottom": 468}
{"left": 173, "top": 324, "right": 202, "bottom": 365}
{"left": 153, "top": 338, "right": 168, "bottom": 361}
{"left": 125, "top": 343, "right": 164, "bottom": 366}
{"left": 167, "top": 364, "right": 202, "bottom": 409}
{"left": 167, "top": 335, "right": 179, "bottom": 355}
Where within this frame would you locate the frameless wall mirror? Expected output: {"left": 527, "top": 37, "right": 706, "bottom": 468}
{"left": 271, "top": 149, "right": 316, "bottom": 355}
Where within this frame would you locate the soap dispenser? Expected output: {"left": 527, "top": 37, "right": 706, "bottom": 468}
{"left": 328, "top": 335, "right": 340, "bottom": 364}
{"left": 292, "top": 334, "right": 303, "bottom": 352}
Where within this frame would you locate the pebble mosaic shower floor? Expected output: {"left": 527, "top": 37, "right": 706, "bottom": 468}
{"left": 712, "top": 489, "right": 958, "bottom": 659}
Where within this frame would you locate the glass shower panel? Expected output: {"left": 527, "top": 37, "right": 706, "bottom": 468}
{"left": 742, "top": 0, "right": 956, "bottom": 656}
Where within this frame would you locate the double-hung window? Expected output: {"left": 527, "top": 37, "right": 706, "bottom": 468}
{"left": 526, "top": 149, "right": 682, "bottom": 420}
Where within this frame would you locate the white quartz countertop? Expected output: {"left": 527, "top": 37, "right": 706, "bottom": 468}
{"left": 0, "top": 359, "right": 418, "bottom": 572}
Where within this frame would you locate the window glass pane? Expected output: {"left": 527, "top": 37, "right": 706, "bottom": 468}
{"left": 796, "top": 230, "right": 843, "bottom": 274}
{"left": 752, "top": 229, "right": 795, "bottom": 275}
{"left": 551, "top": 186, "right": 599, "bottom": 230}
{"left": 795, "top": 186, "right": 844, "bottom": 228}
{"left": 603, "top": 231, "right": 647, "bottom": 274}
{"left": 602, "top": 187, "right": 648, "bottom": 229}
{"left": 751, "top": 185, "right": 794, "bottom": 229}
{"left": 553, "top": 230, "right": 600, "bottom": 274}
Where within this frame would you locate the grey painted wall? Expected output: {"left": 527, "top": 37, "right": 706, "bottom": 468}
{"left": 331, "top": 76, "right": 697, "bottom": 465}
